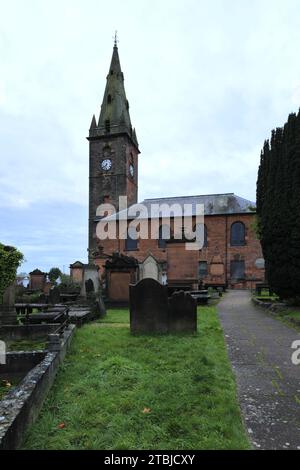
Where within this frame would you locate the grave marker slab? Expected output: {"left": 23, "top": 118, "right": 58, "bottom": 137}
{"left": 168, "top": 291, "right": 197, "bottom": 333}
{"left": 130, "top": 278, "right": 169, "bottom": 334}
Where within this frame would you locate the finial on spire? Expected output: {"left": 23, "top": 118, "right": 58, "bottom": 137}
{"left": 113, "top": 30, "right": 119, "bottom": 47}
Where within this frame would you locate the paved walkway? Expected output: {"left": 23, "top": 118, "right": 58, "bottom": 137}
{"left": 217, "top": 290, "right": 300, "bottom": 450}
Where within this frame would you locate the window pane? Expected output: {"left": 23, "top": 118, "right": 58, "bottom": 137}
{"left": 158, "top": 225, "right": 170, "bottom": 249}
{"left": 231, "top": 222, "right": 245, "bottom": 246}
{"left": 230, "top": 260, "right": 245, "bottom": 279}
{"left": 199, "top": 261, "right": 208, "bottom": 278}
{"left": 125, "top": 228, "right": 138, "bottom": 250}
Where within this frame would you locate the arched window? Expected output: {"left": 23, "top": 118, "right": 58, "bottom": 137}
{"left": 193, "top": 224, "right": 208, "bottom": 248}
{"left": 125, "top": 227, "right": 138, "bottom": 251}
{"left": 230, "top": 222, "right": 245, "bottom": 246}
{"left": 158, "top": 225, "right": 170, "bottom": 249}
{"left": 107, "top": 94, "right": 112, "bottom": 104}
{"left": 105, "top": 119, "right": 110, "bottom": 133}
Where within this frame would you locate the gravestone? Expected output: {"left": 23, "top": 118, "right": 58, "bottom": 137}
{"left": 93, "top": 295, "right": 107, "bottom": 318}
{"left": 38, "top": 293, "right": 47, "bottom": 303}
{"left": 130, "top": 278, "right": 169, "bottom": 334}
{"left": 84, "top": 277, "right": 106, "bottom": 318}
{"left": 0, "top": 284, "right": 17, "bottom": 325}
{"left": 139, "top": 255, "right": 159, "bottom": 281}
{"left": 49, "top": 286, "right": 60, "bottom": 305}
{"left": 168, "top": 291, "right": 197, "bottom": 333}
{"left": 80, "top": 264, "right": 100, "bottom": 298}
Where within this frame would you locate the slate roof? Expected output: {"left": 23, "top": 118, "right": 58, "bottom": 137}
{"left": 98, "top": 193, "right": 256, "bottom": 221}
{"left": 29, "top": 269, "right": 46, "bottom": 275}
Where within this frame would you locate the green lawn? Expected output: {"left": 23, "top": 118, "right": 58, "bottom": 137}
{"left": 7, "top": 339, "right": 46, "bottom": 351}
{"left": 277, "top": 309, "right": 300, "bottom": 332}
{"left": 22, "top": 307, "right": 250, "bottom": 450}
{"left": 95, "top": 308, "right": 130, "bottom": 324}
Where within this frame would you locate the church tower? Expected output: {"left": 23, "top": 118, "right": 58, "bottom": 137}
{"left": 87, "top": 38, "right": 140, "bottom": 260}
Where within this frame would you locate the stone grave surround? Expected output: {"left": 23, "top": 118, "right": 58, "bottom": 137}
{"left": 129, "top": 278, "right": 197, "bottom": 334}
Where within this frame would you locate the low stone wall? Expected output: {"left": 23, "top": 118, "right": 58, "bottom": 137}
{"left": 252, "top": 296, "right": 286, "bottom": 312}
{"left": 0, "top": 351, "right": 45, "bottom": 381}
{"left": 0, "top": 324, "right": 61, "bottom": 341}
{"left": 252, "top": 297, "right": 300, "bottom": 327}
{"left": 0, "top": 324, "right": 75, "bottom": 450}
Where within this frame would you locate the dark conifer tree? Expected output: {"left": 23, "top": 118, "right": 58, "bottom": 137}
{"left": 257, "top": 110, "right": 300, "bottom": 300}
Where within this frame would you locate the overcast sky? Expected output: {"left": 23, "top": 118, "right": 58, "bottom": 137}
{"left": 1, "top": 0, "right": 300, "bottom": 273}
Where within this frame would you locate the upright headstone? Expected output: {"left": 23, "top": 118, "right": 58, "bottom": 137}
{"left": 0, "top": 284, "right": 17, "bottom": 325}
{"left": 168, "top": 291, "right": 197, "bottom": 333}
{"left": 80, "top": 265, "right": 100, "bottom": 298}
{"left": 130, "top": 278, "right": 169, "bottom": 334}
{"left": 93, "top": 294, "right": 107, "bottom": 318}
{"left": 49, "top": 286, "right": 60, "bottom": 305}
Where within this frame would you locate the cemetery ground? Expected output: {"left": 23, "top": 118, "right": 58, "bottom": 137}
{"left": 21, "top": 305, "right": 250, "bottom": 450}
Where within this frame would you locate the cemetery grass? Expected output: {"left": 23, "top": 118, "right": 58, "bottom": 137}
{"left": 7, "top": 339, "right": 46, "bottom": 351}
{"left": 22, "top": 307, "right": 250, "bottom": 450}
{"left": 276, "top": 308, "right": 300, "bottom": 332}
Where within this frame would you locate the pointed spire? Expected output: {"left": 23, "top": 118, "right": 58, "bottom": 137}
{"left": 89, "top": 40, "right": 139, "bottom": 151}
{"left": 90, "top": 114, "right": 97, "bottom": 130}
{"left": 108, "top": 43, "right": 122, "bottom": 78}
{"left": 132, "top": 128, "right": 138, "bottom": 146}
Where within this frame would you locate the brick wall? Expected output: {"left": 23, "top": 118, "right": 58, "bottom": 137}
{"left": 95, "top": 213, "right": 264, "bottom": 288}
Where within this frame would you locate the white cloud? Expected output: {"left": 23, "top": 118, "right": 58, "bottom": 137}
{"left": 1, "top": 0, "right": 300, "bottom": 269}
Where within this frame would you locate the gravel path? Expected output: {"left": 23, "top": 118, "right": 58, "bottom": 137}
{"left": 217, "top": 290, "right": 300, "bottom": 450}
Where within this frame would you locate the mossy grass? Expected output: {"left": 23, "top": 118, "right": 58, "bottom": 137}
{"left": 22, "top": 307, "right": 249, "bottom": 450}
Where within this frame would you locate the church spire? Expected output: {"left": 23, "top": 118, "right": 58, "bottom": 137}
{"left": 89, "top": 38, "right": 138, "bottom": 149}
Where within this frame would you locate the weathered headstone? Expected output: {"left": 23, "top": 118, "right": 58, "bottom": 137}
{"left": 130, "top": 278, "right": 169, "bottom": 334}
{"left": 93, "top": 294, "right": 107, "bottom": 318}
{"left": 0, "top": 284, "right": 17, "bottom": 325}
{"left": 38, "top": 293, "right": 47, "bottom": 303}
{"left": 49, "top": 286, "right": 60, "bottom": 305}
{"left": 168, "top": 291, "right": 197, "bottom": 333}
{"left": 80, "top": 264, "right": 100, "bottom": 298}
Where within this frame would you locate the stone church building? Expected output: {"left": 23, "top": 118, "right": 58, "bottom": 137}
{"left": 71, "top": 42, "right": 265, "bottom": 302}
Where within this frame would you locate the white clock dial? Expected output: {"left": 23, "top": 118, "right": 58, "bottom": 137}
{"left": 129, "top": 163, "right": 134, "bottom": 177}
{"left": 101, "top": 159, "right": 112, "bottom": 171}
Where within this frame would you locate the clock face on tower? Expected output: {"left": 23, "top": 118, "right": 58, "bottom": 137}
{"left": 129, "top": 163, "right": 134, "bottom": 177}
{"left": 101, "top": 159, "right": 112, "bottom": 171}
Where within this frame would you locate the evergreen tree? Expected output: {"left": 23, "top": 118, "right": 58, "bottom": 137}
{"left": 257, "top": 110, "right": 300, "bottom": 301}
{"left": 48, "top": 267, "right": 62, "bottom": 285}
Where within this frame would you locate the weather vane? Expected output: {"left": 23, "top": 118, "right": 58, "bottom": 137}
{"left": 113, "top": 30, "right": 119, "bottom": 47}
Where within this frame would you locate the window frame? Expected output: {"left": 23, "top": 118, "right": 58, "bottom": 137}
{"left": 230, "top": 221, "right": 246, "bottom": 246}
{"left": 198, "top": 261, "right": 208, "bottom": 278}
{"left": 125, "top": 227, "right": 138, "bottom": 251}
{"left": 230, "top": 260, "right": 245, "bottom": 280}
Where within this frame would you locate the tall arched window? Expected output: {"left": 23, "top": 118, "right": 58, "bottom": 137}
{"left": 158, "top": 225, "right": 170, "bottom": 249}
{"left": 105, "top": 119, "right": 110, "bottom": 133}
{"left": 230, "top": 222, "right": 245, "bottom": 246}
{"left": 107, "top": 94, "right": 112, "bottom": 104}
{"left": 193, "top": 224, "right": 208, "bottom": 248}
{"left": 125, "top": 227, "right": 138, "bottom": 251}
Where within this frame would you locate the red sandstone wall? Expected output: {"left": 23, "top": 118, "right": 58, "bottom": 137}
{"left": 29, "top": 275, "right": 46, "bottom": 291}
{"left": 70, "top": 268, "right": 83, "bottom": 284}
{"left": 96, "top": 213, "right": 264, "bottom": 288}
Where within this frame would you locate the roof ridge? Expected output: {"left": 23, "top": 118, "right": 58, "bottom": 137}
{"left": 143, "top": 193, "right": 235, "bottom": 201}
